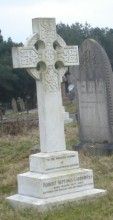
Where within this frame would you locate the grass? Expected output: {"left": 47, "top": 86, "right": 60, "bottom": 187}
{"left": 3, "top": 111, "right": 38, "bottom": 119}
{"left": 65, "top": 121, "right": 79, "bottom": 150}
{"left": 1, "top": 115, "right": 113, "bottom": 219}
{"left": 65, "top": 102, "right": 77, "bottom": 114}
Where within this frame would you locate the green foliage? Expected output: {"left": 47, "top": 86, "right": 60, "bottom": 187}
{"left": 57, "top": 22, "right": 86, "bottom": 45}
{"left": 57, "top": 22, "right": 91, "bottom": 45}
{"left": 13, "top": 68, "right": 36, "bottom": 108}
{"left": 0, "top": 39, "right": 17, "bottom": 101}
{"left": 0, "top": 33, "right": 36, "bottom": 106}
{"left": 57, "top": 22, "right": 113, "bottom": 69}
{"left": 1, "top": 23, "right": 113, "bottom": 104}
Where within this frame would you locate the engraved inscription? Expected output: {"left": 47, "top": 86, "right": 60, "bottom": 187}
{"left": 45, "top": 154, "right": 76, "bottom": 162}
{"left": 80, "top": 50, "right": 98, "bottom": 66}
{"left": 79, "top": 50, "right": 99, "bottom": 80}
{"left": 78, "top": 81, "right": 105, "bottom": 103}
{"left": 42, "top": 173, "right": 93, "bottom": 195}
{"left": 45, "top": 163, "right": 78, "bottom": 171}
{"left": 44, "top": 154, "right": 78, "bottom": 171}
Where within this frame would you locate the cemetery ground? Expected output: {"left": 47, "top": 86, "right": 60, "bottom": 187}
{"left": 1, "top": 107, "right": 113, "bottom": 220}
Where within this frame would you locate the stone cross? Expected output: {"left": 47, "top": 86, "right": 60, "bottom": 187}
{"left": 12, "top": 18, "right": 79, "bottom": 153}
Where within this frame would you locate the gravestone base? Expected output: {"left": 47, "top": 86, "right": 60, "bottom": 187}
{"left": 64, "top": 111, "right": 73, "bottom": 124}
{"left": 6, "top": 189, "right": 106, "bottom": 212}
{"left": 30, "top": 151, "right": 79, "bottom": 173}
{"left": 63, "top": 107, "right": 73, "bottom": 124}
{"left": 73, "top": 142, "right": 113, "bottom": 156}
{"left": 6, "top": 150, "right": 106, "bottom": 211}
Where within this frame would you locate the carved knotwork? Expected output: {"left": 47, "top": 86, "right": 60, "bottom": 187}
{"left": 12, "top": 18, "right": 79, "bottom": 92}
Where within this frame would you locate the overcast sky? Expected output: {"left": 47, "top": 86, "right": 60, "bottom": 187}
{"left": 0, "top": 0, "right": 113, "bottom": 43}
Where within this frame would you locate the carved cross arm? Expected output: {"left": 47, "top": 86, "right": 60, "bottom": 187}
{"left": 57, "top": 46, "right": 79, "bottom": 66}
{"left": 12, "top": 46, "right": 42, "bottom": 69}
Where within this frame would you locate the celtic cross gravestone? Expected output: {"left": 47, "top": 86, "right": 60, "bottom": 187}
{"left": 7, "top": 18, "right": 106, "bottom": 210}
{"left": 12, "top": 18, "right": 79, "bottom": 152}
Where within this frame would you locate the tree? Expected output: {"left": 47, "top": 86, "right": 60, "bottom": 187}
{"left": 57, "top": 23, "right": 113, "bottom": 69}
{"left": 0, "top": 34, "right": 36, "bottom": 107}
{"left": 0, "top": 37, "right": 19, "bottom": 102}
{"left": 0, "top": 30, "right": 3, "bottom": 43}
{"left": 1, "top": 23, "right": 113, "bottom": 106}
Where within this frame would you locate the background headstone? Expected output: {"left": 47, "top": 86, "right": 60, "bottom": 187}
{"left": 11, "top": 98, "right": 18, "bottom": 113}
{"left": 17, "top": 97, "right": 25, "bottom": 112}
{"left": 20, "top": 98, "right": 25, "bottom": 112}
{"left": 76, "top": 38, "right": 113, "bottom": 145}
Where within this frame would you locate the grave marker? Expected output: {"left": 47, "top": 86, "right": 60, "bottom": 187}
{"left": 19, "top": 97, "right": 25, "bottom": 112}
{"left": 76, "top": 39, "right": 113, "bottom": 146}
{"left": 11, "top": 98, "right": 18, "bottom": 113}
{"left": 12, "top": 18, "right": 78, "bottom": 152}
{"left": 6, "top": 19, "right": 106, "bottom": 211}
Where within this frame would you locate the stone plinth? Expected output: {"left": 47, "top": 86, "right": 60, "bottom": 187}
{"left": 7, "top": 189, "right": 106, "bottom": 211}
{"left": 17, "top": 169, "right": 94, "bottom": 198}
{"left": 30, "top": 151, "right": 79, "bottom": 173}
{"left": 7, "top": 150, "right": 106, "bottom": 210}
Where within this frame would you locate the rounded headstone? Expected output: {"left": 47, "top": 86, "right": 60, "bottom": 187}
{"left": 77, "top": 38, "right": 113, "bottom": 143}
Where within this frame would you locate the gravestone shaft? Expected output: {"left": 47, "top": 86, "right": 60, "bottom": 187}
{"left": 12, "top": 18, "right": 79, "bottom": 153}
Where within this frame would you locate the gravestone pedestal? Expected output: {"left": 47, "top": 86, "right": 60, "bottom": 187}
{"left": 7, "top": 150, "right": 106, "bottom": 211}
{"left": 6, "top": 18, "right": 106, "bottom": 211}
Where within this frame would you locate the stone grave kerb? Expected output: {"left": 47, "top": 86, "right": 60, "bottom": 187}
{"left": 12, "top": 18, "right": 79, "bottom": 153}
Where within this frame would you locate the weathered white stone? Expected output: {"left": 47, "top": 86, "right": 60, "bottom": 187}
{"left": 6, "top": 189, "right": 107, "bottom": 211}
{"left": 12, "top": 19, "right": 79, "bottom": 153}
{"left": 63, "top": 107, "right": 73, "bottom": 124}
{"left": 36, "top": 81, "right": 66, "bottom": 153}
{"left": 18, "top": 169, "right": 94, "bottom": 198}
{"left": 30, "top": 151, "right": 79, "bottom": 173}
{"left": 64, "top": 111, "right": 73, "bottom": 124}
{"left": 6, "top": 18, "right": 106, "bottom": 211}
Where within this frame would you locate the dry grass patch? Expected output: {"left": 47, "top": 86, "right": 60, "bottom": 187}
{"left": 1, "top": 123, "right": 113, "bottom": 220}
{"left": 0, "top": 128, "right": 39, "bottom": 199}
{"left": 65, "top": 121, "right": 79, "bottom": 150}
